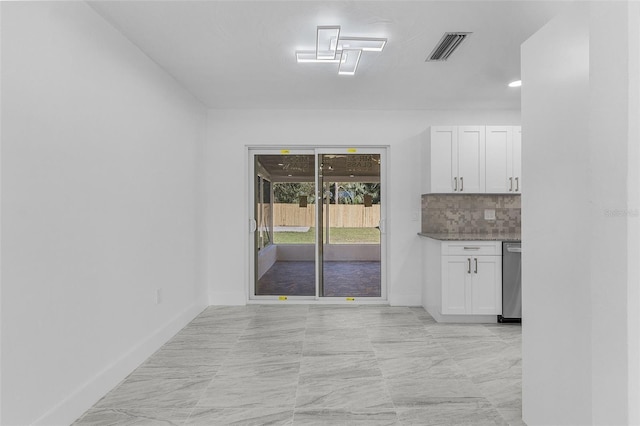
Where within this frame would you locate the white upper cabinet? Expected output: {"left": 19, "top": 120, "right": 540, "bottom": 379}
{"left": 424, "top": 125, "right": 521, "bottom": 194}
{"left": 486, "top": 126, "right": 512, "bottom": 193}
{"left": 423, "top": 126, "right": 485, "bottom": 194}
{"left": 512, "top": 127, "right": 522, "bottom": 193}
{"left": 486, "top": 126, "right": 522, "bottom": 194}
{"left": 424, "top": 126, "right": 457, "bottom": 193}
{"left": 457, "top": 126, "right": 486, "bottom": 193}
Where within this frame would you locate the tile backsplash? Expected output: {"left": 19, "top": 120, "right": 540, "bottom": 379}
{"left": 421, "top": 194, "right": 521, "bottom": 236}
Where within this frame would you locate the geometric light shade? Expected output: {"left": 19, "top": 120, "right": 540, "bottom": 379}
{"left": 296, "top": 51, "right": 342, "bottom": 63}
{"left": 337, "top": 38, "right": 386, "bottom": 52}
{"left": 316, "top": 26, "right": 340, "bottom": 60}
{"left": 338, "top": 49, "right": 362, "bottom": 76}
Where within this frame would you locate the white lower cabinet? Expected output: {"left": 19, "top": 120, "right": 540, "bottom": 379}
{"left": 441, "top": 256, "right": 469, "bottom": 314}
{"left": 423, "top": 238, "right": 502, "bottom": 322}
{"left": 442, "top": 254, "right": 501, "bottom": 315}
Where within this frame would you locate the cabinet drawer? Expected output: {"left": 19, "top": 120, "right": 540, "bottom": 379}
{"left": 442, "top": 241, "right": 501, "bottom": 256}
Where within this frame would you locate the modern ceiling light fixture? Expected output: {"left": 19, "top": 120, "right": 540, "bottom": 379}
{"left": 508, "top": 80, "right": 522, "bottom": 87}
{"left": 296, "top": 26, "right": 387, "bottom": 75}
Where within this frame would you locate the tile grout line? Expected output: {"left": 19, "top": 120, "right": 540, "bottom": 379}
{"left": 184, "top": 306, "right": 259, "bottom": 424}
{"left": 367, "top": 306, "right": 404, "bottom": 425}
{"left": 290, "top": 306, "right": 311, "bottom": 425}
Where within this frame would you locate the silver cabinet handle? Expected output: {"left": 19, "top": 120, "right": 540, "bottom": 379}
{"left": 467, "top": 258, "right": 471, "bottom": 274}
{"left": 460, "top": 177, "right": 464, "bottom": 191}
{"left": 516, "top": 177, "right": 519, "bottom": 192}
{"left": 474, "top": 258, "right": 478, "bottom": 274}
{"left": 454, "top": 177, "right": 458, "bottom": 192}
{"left": 509, "top": 177, "right": 513, "bottom": 192}
{"left": 463, "top": 247, "right": 480, "bottom": 250}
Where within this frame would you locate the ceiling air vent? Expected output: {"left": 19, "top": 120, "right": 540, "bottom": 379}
{"left": 426, "top": 32, "right": 472, "bottom": 61}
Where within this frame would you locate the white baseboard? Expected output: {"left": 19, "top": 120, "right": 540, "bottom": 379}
{"left": 424, "top": 303, "right": 440, "bottom": 319}
{"left": 208, "top": 291, "right": 247, "bottom": 305}
{"left": 33, "top": 303, "right": 207, "bottom": 426}
{"left": 429, "top": 310, "right": 499, "bottom": 324}
{"left": 389, "top": 294, "right": 423, "bottom": 307}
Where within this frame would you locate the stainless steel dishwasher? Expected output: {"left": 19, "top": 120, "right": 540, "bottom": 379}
{"left": 499, "top": 242, "right": 522, "bottom": 323}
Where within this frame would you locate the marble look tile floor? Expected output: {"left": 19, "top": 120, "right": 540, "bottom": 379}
{"left": 74, "top": 306, "right": 523, "bottom": 426}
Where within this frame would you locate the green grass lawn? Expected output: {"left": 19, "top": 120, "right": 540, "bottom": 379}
{"left": 273, "top": 227, "right": 380, "bottom": 244}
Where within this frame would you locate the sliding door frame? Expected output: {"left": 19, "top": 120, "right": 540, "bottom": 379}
{"left": 247, "top": 146, "right": 389, "bottom": 304}
{"left": 248, "top": 148, "right": 317, "bottom": 301}
{"left": 315, "top": 147, "right": 388, "bottom": 302}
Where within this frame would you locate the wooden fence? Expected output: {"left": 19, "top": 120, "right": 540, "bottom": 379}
{"left": 273, "top": 203, "right": 380, "bottom": 228}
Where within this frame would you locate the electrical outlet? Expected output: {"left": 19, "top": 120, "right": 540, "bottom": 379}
{"left": 156, "top": 288, "right": 162, "bottom": 305}
{"left": 484, "top": 209, "right": 496, "bottom": 221}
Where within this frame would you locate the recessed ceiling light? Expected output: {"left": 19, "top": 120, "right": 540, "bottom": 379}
{"left": 508, "top": 80, "right": 522, "bottom": 88}
{"left": 296, "top": 26, "right": 387, "bottom": 75}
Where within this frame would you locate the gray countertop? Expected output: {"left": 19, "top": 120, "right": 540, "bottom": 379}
{"left": 418, "top": 232, "right": 521, "bottom": 242}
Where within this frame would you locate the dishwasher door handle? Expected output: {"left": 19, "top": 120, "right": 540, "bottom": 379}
{"left": 507, "top": 247, "right": 522, "bottom": 253}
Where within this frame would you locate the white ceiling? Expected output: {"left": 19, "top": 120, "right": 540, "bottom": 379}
{"left": 89, "top": 1, "right": 569, "bottom": 110}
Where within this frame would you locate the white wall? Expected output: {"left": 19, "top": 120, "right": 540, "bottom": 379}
{"left": 206, "top": 109, "right": 520, "bottom": 306}
{"left": 1, "top": 3, "right": 207, "bottom": 425}
{"left": 522, "top": 2, "right": 640, "bottom": 424}
{"left": 589, "top": 2, "right": 639, "bottom": 424}
{"left": 521, "top": 6, "right": 592, "bottom": 424}
{"left": 627, "top": 4, "right": 640, "bottom": 423}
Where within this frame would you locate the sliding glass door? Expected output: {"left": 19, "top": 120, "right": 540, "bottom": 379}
{"left": 251, "top": 150, "right": 316, "bottom": 298}
{"left": 249, "top": 147, "right": 386, "bottom": 301}
{"left": 317, "top": 151, "right": 382, "bottom": 297}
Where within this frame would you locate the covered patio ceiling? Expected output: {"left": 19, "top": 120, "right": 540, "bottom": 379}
{"left": 256, "top": 154, "right": 381, "bottom": 183}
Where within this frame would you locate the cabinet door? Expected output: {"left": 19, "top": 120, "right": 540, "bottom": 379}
{"left": 457, "top": 126, "right": 485, "bottom": 193}
{"left": 470, "top": 256, "right": 502, "bottom": 315}
{"left": 485, "top": 126, "right": 512, "bottom": 193}
{"left": 441, "top": 256, "right": 470, "bottom": 314}
{"left": 426, "top": 126, "right": 457, "bottom": 193}
{"left": 512, "top": 127, "right": 522, "bottom": 193}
